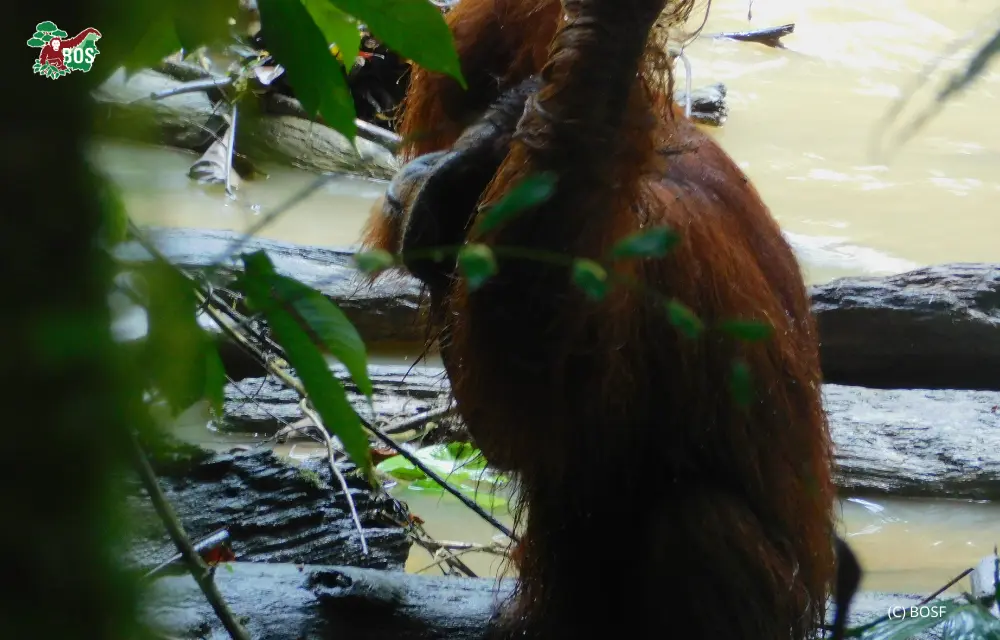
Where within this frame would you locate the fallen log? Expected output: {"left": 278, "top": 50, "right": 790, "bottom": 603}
{"left": 113, "top": 228, "right": 1000, "bottom": 392}
{"left": 91, "top": 68, "right": 400, "bottom": 180}
{"left": 142, "top": 562, "right": 956, "bottom": 640}
{"left": 112, "top": 227, "right": 426, "bottom": 348}
{"left": 218, "top": 363, "right": 1000, "bottom": 501}
{"left": 812, "top": 264, "right": 1000, "bottom": 391}
{"left": 127, "top": 447, "right": 413, "bottom": 572}
{"left": 90, "top": 67, "right": 730, "bottom": 183}
{"left": 221, "top": 365, "right": 453, "bottom": 436}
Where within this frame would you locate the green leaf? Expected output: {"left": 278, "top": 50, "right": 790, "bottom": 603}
{"left": 257, "top": 0, "right": 357, "bottom": 143}
{"left": 940, "top": 604, "right": 1000, "bottom": 640}
{"left": 139, "top": 263, "right": 221, "bottom": 415}
{"left": 86, "top": 163, "right": 128, "bottom": 247}
{"left": 570, "top": 259, "right": 609, "bottom": 301}
{"left": 123, "top": 13, "right": 184, "bottom": 75}
{"left": 376, "top": 454, "right": 427, "bottom": 481}
{"left": 302, "top": 0, "right": 361, "bottom": 68}
{"left": 665, "top": 299, "right": 703, "bottom": 339}
{"left": 729, "top": 358, "right": 753, "bottom": 409}
{"left": 36, "top": 21, "right": 58, "bottom": 32}
{"left": 609, "top": 226, "right": 680, "bottom": 260}
{"left": 433, "top": 442, "right": 487, "bottom": 469}
{"left": 353, "top": 249, "right": 396, "bottom": 275}
{"left": 856, "top": 601, "right": 973, "bottom": 640}
{"left": 172, "top": 0, "right": 238, "bottom": 51}
{"left": 718, "top": 319, "right": 773, "bottom": 343}
{"left": 27, "top": 37, "right": 45, "bottom": 47}
{"left": 475, "top": 172, "right": 557, "bottom": 236}
{"left": 204, "top": 344, "right": 226, "bottom": 417}
{"left": 326, "top": 0, "right": 465, "bottom": 87}
{"left": 457, "top": 244, "right": 497, "bottom": 291}
{"left": 237, "top": 252, "right": 373, "bottom": 482}
{"left": 264, "top": 271, "right": 374, "bottom": 398}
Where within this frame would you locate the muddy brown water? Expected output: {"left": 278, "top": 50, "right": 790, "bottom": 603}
{"left": 98, "top": 0, "right": 1000, "bottom": 595}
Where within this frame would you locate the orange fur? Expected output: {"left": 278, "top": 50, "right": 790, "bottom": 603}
{"left": 360, "top": 1, "right": 837, "bottom": 638}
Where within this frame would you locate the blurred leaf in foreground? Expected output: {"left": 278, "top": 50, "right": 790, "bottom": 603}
{"left": 138, "top": 261, "right": 226, "bottom": 416}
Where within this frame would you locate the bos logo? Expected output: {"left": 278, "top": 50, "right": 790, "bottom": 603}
{"left": 28, "top": 21, "right": 102, "bottom": 80}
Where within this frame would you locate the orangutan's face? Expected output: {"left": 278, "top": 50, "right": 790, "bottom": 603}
{"left": 51, "top": 38, "right": 61, "bottom": 50}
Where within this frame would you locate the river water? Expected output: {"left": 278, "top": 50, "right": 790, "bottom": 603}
{"left": 97, "top": 0, "right": 1000, "bottom": 596}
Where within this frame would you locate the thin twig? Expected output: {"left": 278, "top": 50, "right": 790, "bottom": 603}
{"left": 128, "top": 432, "right": 251, "bottom": 640}
{"left": 916, "top": 567, "right": 975, "bottom": 607}
{"left": 225, "top": 104, "right": 238, "bottom": 198}
{"left": 411, "top": 541, "right": 508, "bottom": 575}
{"left": 149, "top": 77, "right": 235, "bottom": 101}
{"left": 299, "top": 398, "right": 370, "bottom": 555}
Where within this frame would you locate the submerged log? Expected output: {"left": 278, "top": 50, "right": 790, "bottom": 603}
{"left": 143, "top": 562, "right": 952, "bottom": 640}
{"left": 128, "top": 447, "right": 412, "bottom": 572}
{"left": 114, "top": 228, "right": 1000, "bottom": 392}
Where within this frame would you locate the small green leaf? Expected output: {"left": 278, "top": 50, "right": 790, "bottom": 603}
{"left": 224, "top": 563, "right": 235, "bottom": 573}
{"left": 475, "top": 172, "right": 557, "bottom": 236}
{"left": 353, "top": 249, "right": 396, "bottom": 275}
{"left": 258, "top": 0, "right": 357, "bottom": 143}
{"left": 302, "top": 0, "right": 361, "bottom": 68}
{"left": 238, "top": 252, "right": 373, "bottom": 483}
{"left": 26, "top": 37, "right": 45, "bottom": 47}
{"left": 264, "top": 272, "right": 374, "bottom": 398}
{"left": 665, "top": 299, "right": 703, "bottom": 339}
{"left": 609, "top": 226, "right": 680, "bottom": 260}
{"left": 376, "top": 454, "right": 427, "bottom": 481}
{"left": 457, "top": 244, "right": 497, "bottom": 291}
{"left": 36, "top": 21, "right": 58, "bottom": 32}
{"left": 327, "top": 0, "right": 465, "bottom": 87}
{"left": 729, "top": 358, "right": 753, "bottom": 408}
{"left": 570, "top": 259, "right": 609, "bottom": 301}
{"left": 718, "top": 319, "right": 774, "bottom": 343}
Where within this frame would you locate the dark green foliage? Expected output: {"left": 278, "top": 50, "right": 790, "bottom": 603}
{"left": 257, "top": 0, "right": 358, "bottom": 142}
{"left": 236, "top": 251, "right": 374, "bottom": 483}
{"left": 327, "top": 0, "right": 465, "bottom": 88}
